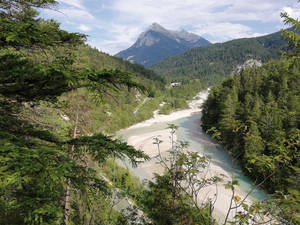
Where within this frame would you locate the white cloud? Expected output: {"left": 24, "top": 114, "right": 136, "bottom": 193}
{"left": 110, "top": 0, "right": 292, "bottom": 26}
{"left": 42, "top": 0, "right": 300, "bottom": 54}
{"left": 63, "top": 8, "right": 95, "bottom": 20}
{"left": 102, "top": 0, "right": 300, "bottom": 53}
{"left": 194, "top": 23, "right": 267, "bottom": 43}
{"left": 78, "top": 24, "right": 92, "bottom": 32}
{"left": 88, "top": 39, "right": 124, "bottom": 56}
{"left": 44, "top": 8, "right": 95, "bottom": 21}
{"left": 89, "top": 23, "right": 143, "bottom": 55}
{"left": 44, "top": 0, "right": 94, "bottom": 21}
{"left": 59, "top": 0, "right": 85, "bottom": 10}
{"left": 282, "top": 6, "right": 300, "bottom": 19}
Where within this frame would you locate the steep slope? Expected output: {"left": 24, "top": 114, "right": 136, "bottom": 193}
{"left": 35, "top": 45, "right": 207, "bottom": 135}
{"left": 77, "top": 44, "right": 165, "bottom": 85}
{"left": 115, "top": 23, "right": 211, "bottom": 67}
{"left": 201, "top": 59, "right": 300, "bottom": 218}
{"left": 151, "top": 30, "right": 290, "bottom": 83}
{"left": 64, "top": 44, "right": 167, "bottom": 133}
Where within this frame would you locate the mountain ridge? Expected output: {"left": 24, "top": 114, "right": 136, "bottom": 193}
{"left": 150, "top": 29, "right": 291, "bottom": 83}
{"left": 115, "top": 23, "right": 211, "bottom": 67}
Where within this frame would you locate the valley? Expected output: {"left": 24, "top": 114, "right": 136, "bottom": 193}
{"left": 118, "top": 89, "right": 268, "bottom": 223}
{"left": 1, "top": 1, "right": 299, "bottom": 224}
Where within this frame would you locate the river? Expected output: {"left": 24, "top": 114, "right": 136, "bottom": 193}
{"left": 117, "top": 89, "right": 268, "bottom": 222}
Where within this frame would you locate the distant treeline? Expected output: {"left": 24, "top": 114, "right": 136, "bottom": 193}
{"left": 151, "top": 30, "right": 292, "bottom": 84}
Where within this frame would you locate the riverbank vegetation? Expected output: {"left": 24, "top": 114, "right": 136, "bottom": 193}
{"left": 201, "top": 7, "right": 300, "bottom": 224}
{"left": 2, "top": 0, "right": 299, "bottom": 224}
{"left": 0, "top": 1, "right": 209, "bottom": 224}
{"left": 159, "top": 79, "right": 207, "bottom": 114}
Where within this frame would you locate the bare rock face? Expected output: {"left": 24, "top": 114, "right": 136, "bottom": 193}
{"left": 115, "top": 23, "right": 211, "bottom": 67}
{"left": 135, "top": 31, "right": 160, "bottom": 47}
{"left": 235, "top": 59, "right": 263, "bottom": 74}
{"left": 173, "top": 29, "right": 203, "bottom": 43}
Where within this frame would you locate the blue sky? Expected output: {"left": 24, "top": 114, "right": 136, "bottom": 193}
{"left": 41, "top": 0, "right": 300, "bottom": 55}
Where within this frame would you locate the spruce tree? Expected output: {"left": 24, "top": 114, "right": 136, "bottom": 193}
{"left": 0, "top": 1, "right": 148, "bottom": 224}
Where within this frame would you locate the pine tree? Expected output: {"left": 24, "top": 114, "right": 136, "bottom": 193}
{"left": 0, "top": 1, "right": 148, "bottom": 224}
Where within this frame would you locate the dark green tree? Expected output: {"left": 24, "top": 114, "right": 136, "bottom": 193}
{"left": 201, "top": 2, "right": 300, "bottom": 223}
{"left": 0, "top": 1, "right": 148, "bottom": 224}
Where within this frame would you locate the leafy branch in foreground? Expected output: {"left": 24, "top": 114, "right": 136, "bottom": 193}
{"left": 0, "top": 0, "right": 149, "bottom": 224}
{"left": 149, "top": 125, "right": 220, "bottom": 225}
{"left": 67, "top": 133, "right": 149, "bottom": 167}
{"left": 281, "top": 0, "right": 300, "bottom": 59}
{"left": 150, "top": 125, "right": 298, "bottom": 225}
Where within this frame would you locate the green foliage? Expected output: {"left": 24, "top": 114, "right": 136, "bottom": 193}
{"left": 143, "top": 125, "right": 220, "bottom": 225}
{"left": 0, "top": 48, "right": 75, "bottom": 102}
{"left": 102, "top": 159, "right": 144, "bottom": 201}
{"left": 281, "top": 1, "right": 300, "bottom": 59}
{"left": 151, "top": 30, "right": 290, "bottom": 83}
{"left": 159, "top": 79, "right": 207, "bottom": 114}
{"left": 202, "top": 8, "right": 300, "bottom": 221}
{"left": 68, "top": 133, "right": 149, "bottom": 167}
{"left": 202, "top": 59, "right": 300, "bottom": 223}
{"left": 0, "top": 1, "right": 150, "bottom": 224}
{"left": 76, "top": 45, "right": 165, "bottom": 86}
{"left": 140, "top": 174, "right": 212, "bottom": 225}
{"left": 202, "top": 60, "right": 299, "bottom": 193}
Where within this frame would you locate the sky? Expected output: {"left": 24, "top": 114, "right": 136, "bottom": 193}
{"left": 40, "top": 0, "right": 300, "bottom": 55}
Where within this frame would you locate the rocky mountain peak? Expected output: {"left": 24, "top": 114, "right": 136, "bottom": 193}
{"left": 148, "top": 23, "right": 167, "bottom": 33}
{"left": 115, "top": 23, "right": 211, "bottom": 67}
{"left": 136, "top": 23, "right": 204, "bottom": 47}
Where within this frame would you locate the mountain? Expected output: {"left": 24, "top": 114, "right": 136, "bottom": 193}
{"left": 150, "top": 30, "right": 291, "bottom": 84}
{"left": 115, "top": 23, "right": 211, "bottom": 67}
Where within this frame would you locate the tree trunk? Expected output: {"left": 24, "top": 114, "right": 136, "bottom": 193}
{"left": 64, "top": 111, "right": 79, "bottom": 225}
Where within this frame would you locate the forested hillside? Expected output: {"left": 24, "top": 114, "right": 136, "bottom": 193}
{"left": 77, "top": 45, "right": 165, "bottom": 85}
{"left": 201, "top": 11, "right": 300, "bottom": 223}
{"left": 2, "top": 1, "right": 299, "bottom": 224}
{"left": 72, "top": 45, "right": 208, "bottom": 131}
{"left": 202, "top": 60, "right": 299, "bottom": 193}
{"left": 151, "top": 30, "right": 291, "bottom": 84}
{"left": 0, "top": 1, "right": 210, "bottom": 224}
